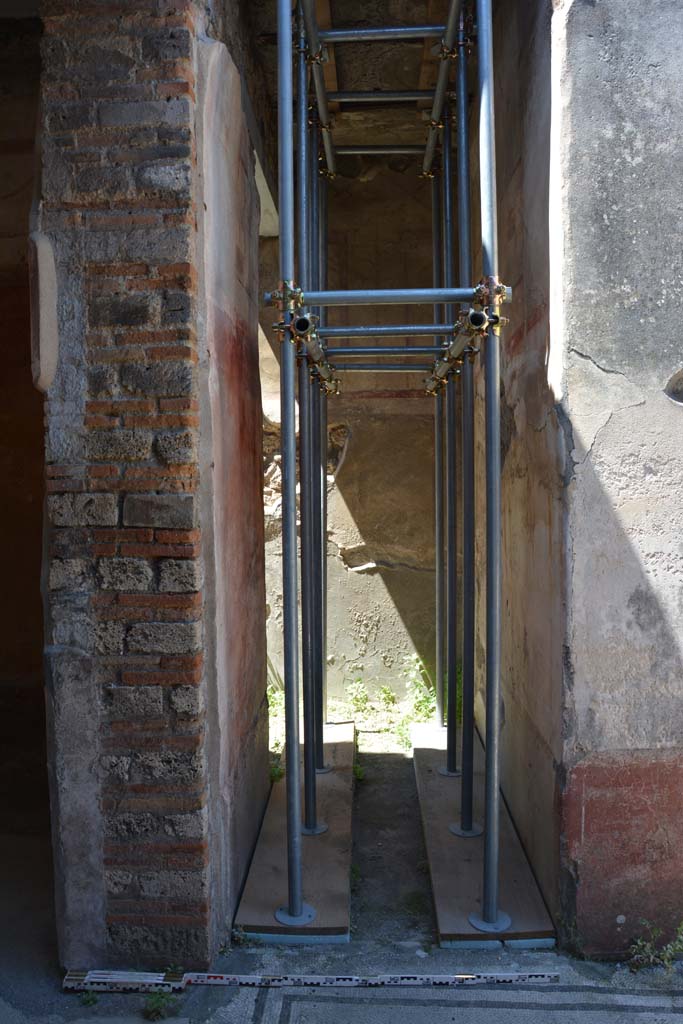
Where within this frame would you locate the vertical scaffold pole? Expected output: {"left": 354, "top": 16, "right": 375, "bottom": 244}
{"left": 310, "top": 123, "right": 327, "bottom": 774}
{"left": 431, "top": 173, "right": 445, "bottom": 727}
{"left": 296, "top": 12, "right": 325, "bottom": 839}
{"left": 275, "top": 0, "right": 315, "bottom": 926}
{"left": 315, "top": 142, "right": 332, "bottom": 772}
{"left": 441, "top": 103, "right": 460, "bottom": 778}
{"left": 468, "top": 0, "right": 511, "bottom": 933}
{"left": 450, "top": 10, "right": 483, "bottom": 840}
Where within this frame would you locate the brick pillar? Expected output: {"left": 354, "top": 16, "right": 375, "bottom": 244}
{"left": 38, "top": 0, "right": 267, "bottom": 968}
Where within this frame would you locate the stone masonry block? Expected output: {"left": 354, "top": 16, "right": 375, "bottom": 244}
{"left": 107, "top": 685, "right": 163, "bottom": 720}
{"left": 82, "top": 226, "right": 191, "bottom": 266}
{"left": 105, "top": 870, "right": 133, "bottom": 897}
{"left": 106, "top": 921, "right": 209, "bottom": 966}
{"left": 49, "top": 558, "right": 92, "bottom": 591}
{"left": 88, "top": 365, "right": 118, "bottom": 398}
{"left": 95, "top": 621, "right": 125, "bottom": 655}
{"left": 104, "top": 812, "right": 158, "bottom": 840}
{"left": 75, "top": 165, "right": 131, "bottom": 198}
{"left": 163, "top": 808, "right": 207, "bottom": 839}
{"left": 138, "top": 870, "right": 206, "bottom": 901}
{"left": 155, "top": 430, "right": 197, "bottom": 465}
{"left": 89, "top": 292, "right": 149, "bottom": 327}
{"left": 159, "top": 559, "right": 203, "bottom": 593}
{"left": 135, "top": 161, "right": 191, "bottom": 198}
{"left": 161, "top": 289, "right": 191, "bottom": 325}
{"left": 98, "top": 557, "right": 153, "bottom": 592}
{"left": 169, "top": 686, "right": 204, "bottom": 718}
{"left": 127, "top": 620, "right": 202, "bottom": 655}
{"left": 86, "top": 428, "right": 152, "bottom": 462}
{"left": 48, "top": 492, "right": 118, "bottom": 527}
{"left": 99, "top": 98, "right": 190, "bottom": 130}
{"left": 141, "top": 29, "right": 192, "bottom": 63}
{"left": 120, "top": 360, "right": 194, "bottom": 397}
{"left": 131, "top": 749, "right": 204, "bottom": 785}
{"left": 123, "top": 493, "right": 196, "bottom": 529}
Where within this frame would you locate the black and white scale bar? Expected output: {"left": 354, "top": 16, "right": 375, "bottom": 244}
{"left": 64, "top": 969, "right": 559, "bottom": 993}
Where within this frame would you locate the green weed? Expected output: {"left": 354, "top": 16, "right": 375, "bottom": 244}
{"left": 79, "top": 992, "right": 98, "bottom": 1007}
{"left": 378, "top": 684, "right": 397, "bottom": 710}
{"left": 346, "top": 679, "right": 370, "bottom": 715}
{"left": 270, "top": 756, "right": 284, "bottom": 782}
{"left": 629, "top": 920, "right": 683, "bottom": 972}
{"left": 353, "top": 762, "right": 365, "bottom": 782}
{"left": 142, "top": 992, "right": 177, "bottom": 1020}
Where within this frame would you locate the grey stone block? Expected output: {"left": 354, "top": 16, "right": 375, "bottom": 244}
{"left": 49, "top": 557, "right": 91, "bottom": 591}
{"left": 123, "top": 493, "right": 196, "bottom": 529}
{"left": 127, "top": 620, "right": 202, "bottom": 654}
{"left": 99, "top": 98, "right": 190, "bottom": 129}
{"left": 159, "top": 558, "right": 203, "bottom": 593}
{"left": 98, "top": 557, "right": 153, "bottom": 592}
{"left": 139, "top": 869, "right": 206, "bottom": 900}
{"left": 135, "top": 161, "right": 191, "bottom": 198}
{"left": 104, "top": 869, "right": 133, "bottom": 896}
{"left": 88, "top": 364, "right": 118, "bottom": 398}
{"left": 131, "top": 749, "right": 204, "bottom": 784}
{"left": 161, "top": 289, "right": 191, "bottom": 325}
{"left": 163, "top": 808, "right": 207, "bottom": 839}
{"left": 105, "top": 812, "right": 158, "bottom": 839}
{"left": 169, "top": 685, "right": 204, "bottom": 718}
{"left": 141, "top": 28, "right": 191, "bottom": 63}
{"left": 83, "top": 226, "right": 191, "bottom": 265}
{"left": 48, "top": 492, "right": 118, "bottom": 527}
{"left": 106, "top": 921, "right": 209, "bottom": 964}
{"left": 155, "top": 430, "right": 197, "bottom": 465}
{"left": 95, "top": 621, "right": 126, "bottom": 655}
{"left": 86, "top": 428, "right": 153, "bottom": 462}
{"left": 89, "top": 293, "right": 149, "bottom": 327}
{"left": 120, "top": 360, "right": 194, "bottom": 397}
{"left": 107, "top": 685, "right": 163, "bottom": 719}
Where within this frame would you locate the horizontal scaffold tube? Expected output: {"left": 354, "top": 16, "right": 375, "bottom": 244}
{"left": 325, "top": 345, "right": 443, "bottom": 356}
{"left": 328, "top": 90, "right": 434, "bottom": 104}
{"left": 337, "top": 145, "right": 425, "bottom": 156}
{"left": 267, "top": 287, "right": 477, "bottom": 307}
{"left": 333, "top": 363, "right": 433, "bottom": 372}
{"left": 319, "top": 324, "right": 456, "bottom": 338}
{"left": 319, "top": 25, "right": 445, "bottom": 43}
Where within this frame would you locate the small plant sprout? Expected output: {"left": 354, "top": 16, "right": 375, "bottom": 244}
{"left": 142, "top": 992, "right": 177, "bottom": 1020}
{"left": 629, "top": 920, "right": 683, "bottom": 972}
{"left": 346, "top": 679, "right": 370, "bottom": 715}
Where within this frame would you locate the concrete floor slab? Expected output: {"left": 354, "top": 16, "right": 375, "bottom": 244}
{"left": 234, "top": 723, "right": 355, "bottom": 941}
{"left": 413, "top": 725, "right": 555, "bottom": 948}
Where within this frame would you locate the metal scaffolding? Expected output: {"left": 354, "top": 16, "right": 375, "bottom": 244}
{"left": 270, "top": 0, "right": 512, "bottom": 933}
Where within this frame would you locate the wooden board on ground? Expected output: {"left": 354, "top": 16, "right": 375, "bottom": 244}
{"left": 235, "top": 722, "right": 355, "bottom": 941}
{"left": 413, "top": 723, "right": 555, "bottom": 947}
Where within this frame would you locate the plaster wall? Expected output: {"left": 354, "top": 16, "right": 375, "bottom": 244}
{"left": 554, "top": 0, "right": 683, "bottom": 953}
{"left": 197, "top": 37, "right": 269, "bottom": 954}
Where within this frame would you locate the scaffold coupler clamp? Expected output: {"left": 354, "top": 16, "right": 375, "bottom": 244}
{"left": 307, "top": 44, "right": 328, "bottom": 66}
{"left": 269, "top": 281, "right": 304, "bottom": 341}
{"left": 473, "top": 277, "right": 512, "bottom": 334}
{"left": 439, "top": 40, "right": 458, "bottom": 61}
